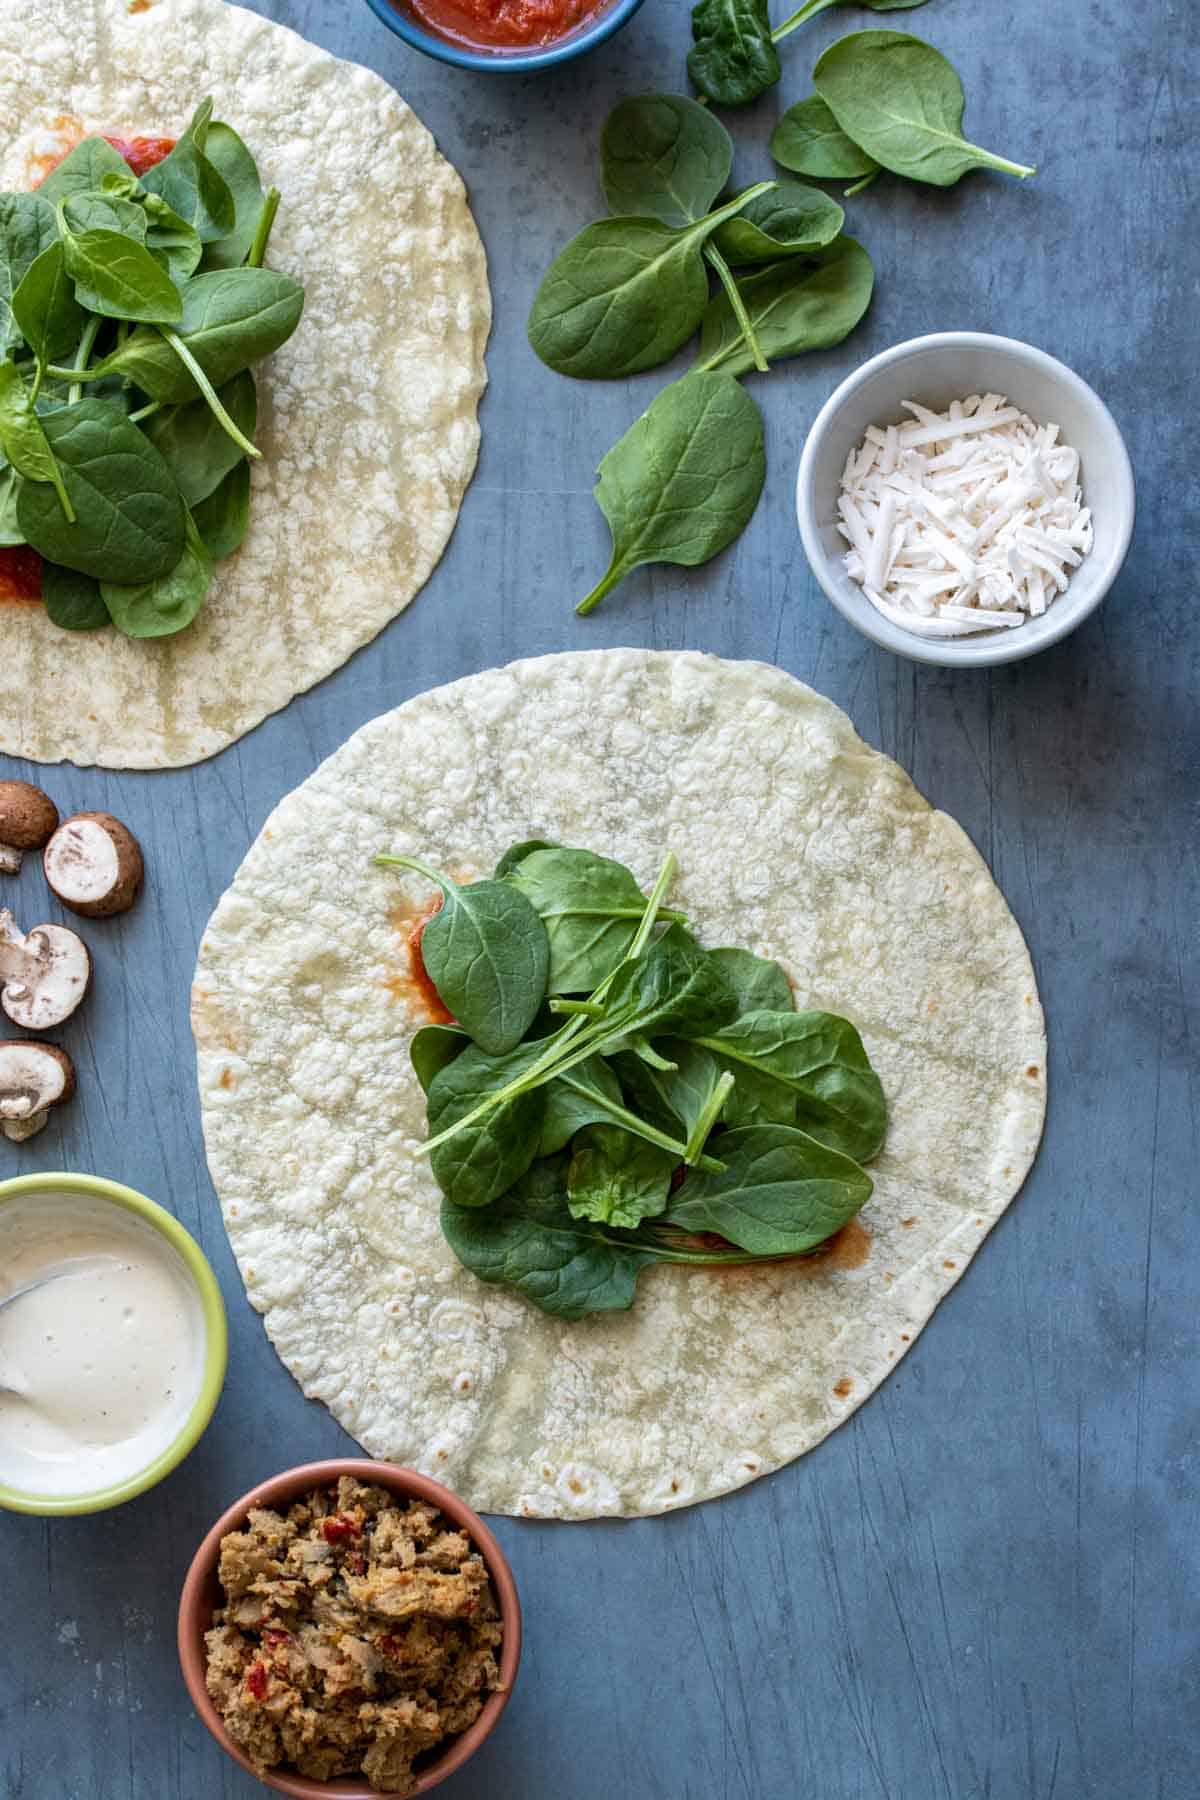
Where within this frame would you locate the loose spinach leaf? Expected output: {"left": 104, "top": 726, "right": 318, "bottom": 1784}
{"left": 89, "top": 269, "right": 303, "bottom": 402}
{"left": 0, "top": 193, "right": 58, "bottom": 353}
{"left": 813, "top": 31, "right": 1036, "bottom": 186}
{"left": 539, "top": 1055, "right": 626, "bottom": 1156}
{"left": 614, "top": 1038, "right": 726, "bottom": 1140}
{"left": 191, "top": 457, "right": 249, "bottom": 559}
{"left": 772, "top": 0, "right": 931, "bottom": 45}
{"left": 60, "top": 221, "right": 182, "bottom": 324}
{"left": 61, "top": 189, "right": 147, "bottom": 240}
{"left": 506, "top": 846, "right": 678, "bottom": 994}
{"left": 0, "top": 466, "right": 24, "bottom": 546}
{"left": 11, "top": 241, "right": 86, "bottom": 365}
{"left": 0, "top": 361, "right": 74, "bottom": 522}
{"left": 141, "top": 193, "right": 204, "bottom": 283}
{"left": 770, "top": 95, "right": 881, "bottom": 181}
{"left": 426, "top": 1041, "right": 548, "bottom": 1208}
{"left": 597, "top": 922, "right": 739, "bottom": 1048}
{"left": 411, "top": 1023, "right": 470, "bottom": 1093}
{"left": 695, "top": 1008, "right": 886, "bottom": 1162}
{"left": 712, "top": 181, "right": 844, "bottom": 266}
{"left": 696, "top": 234, "right": 874, "bottom": 378}
{"left": 198, "top": 122, "right": 266, "bottom": 270}
{"left": 688, "top": 0, "right": 781, "bottom": 108}
{"left": 493, "top": 838, "right": 561, "bottom": 879}
{"left": 709, "top": 946, "right": 795, "bottom": 1014}
{"left": 578, "top": 370, "right": 765, "bottom": 615}
{"left": 100, "top": 508, "right": 212, "bottom": 638}
{"left": 527, "top": 183, "right": 771, "bottom": 380}
{"left": 666, "top": 1122, "right": 871, "bottom": 1253}
{"left": 140, "top": 100, "right": 236, "bottom": 242}
{"left": 144, "top": 369, "right": 256, "bottom": 506}
{"left": 601, "top": 95, "right": 733, "bottom": 227}
{"left": 36, "top": 138, "right": 132, "bottom": 206}
{"left": 440, "top": 1157, "right": 658, "bottom": 1319}
{"left": 378, "top": 856, "right": 550, "bottom": 1056}
{"left": 41, "top": 562, "right": 110, "bottom": 631}
{"left": 17, "top": 399, "right": 185, "bottom": 582}
{"left": 567, "top": 1124, "right": 675, "bottom": 1229}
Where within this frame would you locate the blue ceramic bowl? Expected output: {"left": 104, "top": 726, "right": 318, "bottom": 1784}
{"left": 361, "top": 0, "right": 646, "bottom": 70}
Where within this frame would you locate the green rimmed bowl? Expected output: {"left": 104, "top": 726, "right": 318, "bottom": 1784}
{"left": 0, "top": 1172, "right": 227, "bottom": 1516}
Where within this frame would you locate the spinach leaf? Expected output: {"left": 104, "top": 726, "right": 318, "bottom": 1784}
{"left": 440, "top": 1158, "right": 658, "bottom": 1319}
{"left": 688, "top": 0, "right": 780, "bottom": 108}
{"left": 772, "top": 0, "right": 930, "bottom": 45}
{"left": 539, "top": 1054, "right": 626, "bottom": 1155}
{"left": 665, "top": 1123, "right": 871, "bottom": 1253}
{"left": 88, "top": 269, "right": 303, "bottom": 402}
{"left": 140, "top": 100, "right": 236, "bottom": 242}
{"left": 0, "top": 466, "right": 24, "bottom": 546}
{"left": 597, "top": 922, "right": 738, "bottom": 1048}
{"left": 426, "top": 1041, "right": 547, "bottom": 1208}
{"left": 814, "top": 31, "right": 1036, "bottom": 186}
{"left": 527, "top": 183, "right": 771, "bottom": 380}
{"left": 41, "top": 562, "right": 110, "bottom": 631}
{"left": 411, "top": 1022, "right": 469, "bottom": 1093}
{"left": 0, "top": 194, "right": 58, "bottom": 353}
{"left": 695, "top": 1008, "right": 886, "bottom": 1162}
{"left": 100, "top": 508, "right": 212, "bottom": 638}
{"left": 712, "top": 181, "right": 843, "bottom": 266}
{"left": 506, "top": 846, "right": 681, "bottom": 993}
{"left": 191, "top": 457, "right": 249, "bottom": 559}
{"left": 709, "top": 946, "right": 795, "bottom": 1014}
{"left": 36, "top": 139, "right": 132, "bottom": 206}
{"left": 614, "top": 1038, "right": 726, "bottom": 1140}
{"left": 61, "top": 189, "right": 147, "bottom": 240}
{"left": 11, "top": 242, "right": 86, "bottom": 366}
{"left": 0, "top": 361, "right": 73, "bottom": 519}
{"left": 601, "top": 95, "right": 733, "bottom": 227}
{"left": 493, "top": 838, "right": 561, "bottom": 879}
{"left": 770, "top": 95, "right": 881, "bottom": 182}
{"left": 567, "top": 1125, "right": 675, "bottom": 1229}
{"left": 377, "top": 856, "right": 550, "bottom": 1056}
{"left": 144, "top": 369, "right": 256, "bottom": 506}
{"left": 59, "top": 220, "right": 182, "bottom": 324}
{"left": 141, "top": 193, "right": 204, "bottom": 283}
{"left": 577, "top": 370, "right": 765, "bottom": 615}
{"left": 695, "top": 234, "right": 874, "bottom": 378}
{"left": 198, "top": 122, "right": 266, "bottom": 270}
{"left": 17, "top": 399, "right": 185, "bottom": 582}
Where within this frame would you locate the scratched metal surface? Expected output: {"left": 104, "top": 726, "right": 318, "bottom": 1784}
{"left": 1, "top": 0, "right": 1196, "bottom": 1795}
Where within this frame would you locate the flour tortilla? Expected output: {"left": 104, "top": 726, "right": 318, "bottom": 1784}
{"left": 194, "top": 651, "right": 1046, "bottom": 1518}
{"left": 0, "top": 0, "right": 489, "bottom": 769}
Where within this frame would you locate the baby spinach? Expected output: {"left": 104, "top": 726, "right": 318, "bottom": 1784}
{"left": 688, "top": 0, "right": 780, "bottom": 108}
{"left": 614, "top": 1038, "right": 726, "bottom": 1141}
{"left": 145, "top": 370, "right": 256, "bottom": 505}
{"left": 577, "top": 370, "right": 765, "bottom": 615}
{"left": 40, "top": 562, "right": 110, "bottom": 631}
{"left": 100, "top": 509, "right": 212, "bottom": 638}
{"left": 666, "top": 1123, "right": 872, "bottom": 1253}
{"left": 506, "top": 846, "right": 684, "bottom": 993}
{"left": 377, "top": 856, "right": 550, "bottom": 1056}
{"left": 709, "top": 946, "right": 795, "bottom": 1014}
{"left": 596, "top": 922, "right": 738, "bottom": 1047}
{"left": 567, "top": 1125, "right": 675, "bottom": 1229}
{"left": 410, "top": 1023, "right": 469, "bottom": 1094}
{"left": 59, "top": 219, "right": 182, "bottom": 325}
{"left": 814, "top": 31, "right": 1036, "bottom": 186}
{"left": 36, "top": 138, "right": 132, "bottom": 206}
{"left": 0, "top": 194, "right": 58, "bottom": 354}
{"left": 426, "top": 1043, "right": 547, "bottom": 1210}
{"left": 527, "top": 183, "right": 772, "bottom": 380}
{"left": 601, "top": 95, "right": 733, "bottom": 227}
{"left": 191, "top": 458, "right": 249, "bottom": 559}
{"left": 772, "top": 0, "right": 930, "bottom": 45}
{"left": 0, "top": 466, "right": 22, "bottom": 545}
{"left": 11, "top": 242, "right": 86, "bottom": 367}
{"left": 86, "top": 268, "right": 303, "bottom": 402}
{"left": 200, "top": 122, "right": 267, "bottom": 270}
{"left": 695, "top": 234, "right": 874, "bottom": 377}
{"left": 770, "top": 95, "right": 881, "bottom": 183}
{"left": 141, "top": 194, "right": 204, "bottom": 284}
{"left": 712, "top": 181, "right": 844, "bottom": 265}
{"left": 17, "top": 399, "right": 185, "bottom": 582}
{"left": 540, "top": 1055, "right": 626, "bottom": 1154}
{"left": 695, "top": 1008, "right": 887, "bottom": 1162}
{"left": 0, "top": 361, "right": 74, "bottom": 519}
{"left": 140, "top": 100, "right": 236, "bottom": 242}
{"left": 493, "top": 839, "right": 561, "bottom": 879}
{"left": 61, "top": 189, "right": 147, "bottom": 240}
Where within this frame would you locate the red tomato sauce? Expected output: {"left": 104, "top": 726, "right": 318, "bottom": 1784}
{"left": 101, "top": 134, "right": 175, "bottom": 176}
{"left": 409, "top": 901, "right": 455, "bottom": 1026}
{"left": 401, "top": 0, "right": 607, "bottom": 51}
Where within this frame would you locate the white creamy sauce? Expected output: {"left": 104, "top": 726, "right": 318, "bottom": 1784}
{"left": 0, "top": 1193, "right": 206, "bottom": 1498}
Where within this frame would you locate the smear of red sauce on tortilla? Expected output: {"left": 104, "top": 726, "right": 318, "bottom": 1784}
{"left": 384, "top": 896, "right": 454, "bottom": 1025}
{"left": 3, "top": 131, "right": 176, "bottom": 606}
{"left": 399, "top": 0, "right": 608, "bottom": 52}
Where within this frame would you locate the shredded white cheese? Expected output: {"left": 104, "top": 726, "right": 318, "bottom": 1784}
{"left": 838, "top": 395, "right": 1093, "bottom": 637}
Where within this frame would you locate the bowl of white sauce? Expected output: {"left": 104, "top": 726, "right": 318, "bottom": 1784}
{"left": 796, "top": 332, "right": 1136, "bottom": 667}
{"left": 0, "top": 1174, "right": 227, "bottom": 1515}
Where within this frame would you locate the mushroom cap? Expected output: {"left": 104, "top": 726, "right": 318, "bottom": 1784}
{"left": 0, "top": 920, "right": 91, "bottom": 1031}
{"left": 0, "top": 781, "right": 58, "bottom": 857}
{"left": 0, "top": 1040, "right": 75, "bottom": 1141}
{"left": 43, "top": 812, "right": 144, "bottom": 918}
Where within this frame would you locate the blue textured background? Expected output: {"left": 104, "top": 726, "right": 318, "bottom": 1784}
{"left": 2, "top": 2, "right": 1196, "bottom": 1796}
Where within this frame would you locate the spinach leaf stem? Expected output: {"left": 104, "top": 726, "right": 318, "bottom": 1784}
{"left": 703, "top": 243, "right": 768, "bottom": 374}
{"left": 158, "top": 328, "right": 261, "bottom": 459}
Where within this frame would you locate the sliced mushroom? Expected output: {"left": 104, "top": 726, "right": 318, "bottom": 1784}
{"left": 43, "top": 812, "right": 144, "bottom": 918}
{"left": 0, "top": 910, "right": 91, "bottom": 1031}
{"left": 0, "top": 781, "right": 58, "bottom": 876}
{"left": 0, "top": 1041, "right": 75, "bottom": 1141}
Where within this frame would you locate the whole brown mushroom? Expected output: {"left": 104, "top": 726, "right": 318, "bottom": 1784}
{"left": 0, "top": 1041, "right": 75, "bottom": 1141}
{"left": 0, "top": 781, "right": 58, "bottom": 876}
{"left": 43, "top": 812, "right": 144, "bottom": 918}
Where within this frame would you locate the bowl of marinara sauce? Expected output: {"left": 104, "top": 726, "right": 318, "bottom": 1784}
{"left": 361, "top": 0, "right": 647, "bottom": 71}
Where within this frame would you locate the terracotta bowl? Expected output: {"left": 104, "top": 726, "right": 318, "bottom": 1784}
{"left": 178, "top": 1460, "right": 522, "bottom": 1798}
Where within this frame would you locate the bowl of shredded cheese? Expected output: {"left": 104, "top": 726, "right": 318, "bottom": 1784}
{"left": 796, "top": 332, "right": 1135, "bottom": 666}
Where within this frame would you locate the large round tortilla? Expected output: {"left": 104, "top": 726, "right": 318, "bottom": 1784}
{"left": 0, "top": 0, "right": 489, "bottom": 768}
{"left": 194, "top": 651, "right": 1046, "bottom": 1518}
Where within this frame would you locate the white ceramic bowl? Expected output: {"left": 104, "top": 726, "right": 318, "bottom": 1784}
{"left": 796, "top": 332, "right": 1136, "bottom": 667}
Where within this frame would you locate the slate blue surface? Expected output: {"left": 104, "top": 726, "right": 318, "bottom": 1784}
{"left": 1, "top": 2, "right": 1196, "bottom": 1797}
